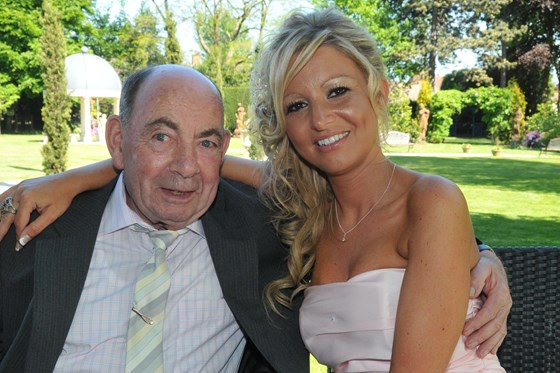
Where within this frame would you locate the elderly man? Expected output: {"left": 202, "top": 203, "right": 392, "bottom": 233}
{"left": 0, "top": 65, "right": 307, "bottom": 372}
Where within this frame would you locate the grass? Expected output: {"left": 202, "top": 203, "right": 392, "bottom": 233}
{"left": 389, "top": 155, "right": 560, "bottom": 246}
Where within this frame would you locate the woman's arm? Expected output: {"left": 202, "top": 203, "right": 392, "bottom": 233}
{"left": 0, "top": 159, "right": 117, "bottom": 249}
{"left": 390, "top": 176, "right": 479, "bottom": 372}
{"left": 221, "top": 155, "right": 266, "bottom": 188}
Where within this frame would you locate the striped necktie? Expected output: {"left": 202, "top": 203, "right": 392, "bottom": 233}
{"left": 125, "top": 228, "right": 185, "bottom": 373}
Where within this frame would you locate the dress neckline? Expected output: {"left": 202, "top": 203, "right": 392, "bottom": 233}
{"left": 308, "top": 267, "right": 406, "bottom": 288}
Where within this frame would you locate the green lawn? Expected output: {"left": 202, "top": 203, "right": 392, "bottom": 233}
{"left": 1, "top": 134, "right": 558, "bottom": 246}
{"left": 389, "top": 155, "right": 560, "bottom": 246}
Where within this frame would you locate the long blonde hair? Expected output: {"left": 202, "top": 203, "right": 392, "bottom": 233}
{"left": 251, "top": 7, "right": 389, "bottom": 314}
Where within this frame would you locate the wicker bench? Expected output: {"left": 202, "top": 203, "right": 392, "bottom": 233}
{"left": 540, "top": 137, "right": 560, "bottom": 157}
{"left": 493, "top": 246, "right": 559, "bottom": 373}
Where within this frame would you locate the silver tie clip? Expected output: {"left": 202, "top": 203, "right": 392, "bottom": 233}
{"left": 132, "top": 306, "right": 154, "bottom": 325}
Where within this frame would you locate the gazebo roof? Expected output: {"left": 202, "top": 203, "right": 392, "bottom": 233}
{"left": 65, "top": 48, "right": 121, "bottom": 98}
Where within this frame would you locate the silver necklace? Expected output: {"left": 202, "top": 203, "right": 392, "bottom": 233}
{"left": 334, "top": 162, "right": 396, "bottom": 242}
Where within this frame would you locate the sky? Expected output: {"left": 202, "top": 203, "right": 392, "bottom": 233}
{"left": 95, "top": 0, "right": 475, "bottom": 75}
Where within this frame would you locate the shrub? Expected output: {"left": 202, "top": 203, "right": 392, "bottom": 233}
{"left": 526, "top": 102, "right": 560, "bottom": 144}
{"left": 427, "top": 90, "right": 464, "bottom": 143}
{"left": 465, "top": 87, "right": 513, "bottom": 145}
{"left": 523, "top": 130, "right": 544, "bottom": 149}
{"left": 417, "top": 79, "right": 432, "bottom": 108}
{"left": 388, "top": 83, "right": 418, "bottom": 141}
{"left": 509, "top": 80, "right": 527, "bottom": 146}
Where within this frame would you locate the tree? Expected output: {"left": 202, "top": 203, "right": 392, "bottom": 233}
{"left": 40, "top": 0, "right": 72, "bottom": 174}
{"left": 0, "top": 75, "right": 19, "bottom": 120}
{"left": 0, "top": 1, "right": 44, "bottom": 104}
{"left": 193, "top": 0, "right": 272, "bottom": 90}
{"left": 314, "top": 0, "right": 421, "bottom": 81}
{"left": 319, "top": 0, "right": 512, "bottom": 86}
{"left": 501, "top": 0, "right": 560, "bottom": 111}
{"left": 117, "top": 6, "right": 166, "bottom": 78}
{"left": 394, "top": 0, "right": 514, "bottom": 86}
{"left": 0, "top": 0, "right": 95, "bottom": 132}
{"left": 151, "top": 0, "right": 183, "bottom": 64}
{"left": 82, "top": 10, "right": 134, "bottom": 77}
{"left": 473, "top": 19, "right": 521, "bottom": 88}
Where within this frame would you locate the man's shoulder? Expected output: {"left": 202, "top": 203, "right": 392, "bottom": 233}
{"left": 49, "top": 177, "right": 119, "bottom": 233}
{"left": 219, "top": 178, "right": 258, "bottom": 198}
{"left": 66, "top": 177, "right": 118, "bottom": 214}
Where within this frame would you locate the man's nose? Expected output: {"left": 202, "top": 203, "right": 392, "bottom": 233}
{"left": 170, "top": 145, "right": 200, "bottom": 178}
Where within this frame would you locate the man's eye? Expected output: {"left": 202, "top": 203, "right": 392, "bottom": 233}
{"left": 286, "top": 101, "right": 307, "bottom": 114}
{"left": 154, "top": 133, "right": 169, "bottom": 142}
{"left": 201, "top": 139, "right": 217, "bottom": 148}
{"left": 328, "top": 86, "right": 349, "bottom": 98}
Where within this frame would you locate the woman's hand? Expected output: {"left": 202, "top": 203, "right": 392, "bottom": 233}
{"left": 0, "top": 159, "right": 118, "bottom": 250}
{"left": 463, "top": 250, "right": 512, "bottom": 357}
{"left": 0, "top": 175, "right": 75, "bottom": 249}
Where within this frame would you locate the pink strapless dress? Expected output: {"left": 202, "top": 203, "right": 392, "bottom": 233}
{"left": 300, "top": 268, "right": 505, "bottom": 373}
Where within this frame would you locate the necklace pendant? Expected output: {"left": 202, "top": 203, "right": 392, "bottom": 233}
{"left": 341, "top": 234, "right": 347, "bottom": 242}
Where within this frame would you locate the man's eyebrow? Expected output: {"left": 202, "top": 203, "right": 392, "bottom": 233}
{"left": 197, "top": 128, "right": 224, "bottom": 140}
{"left": 145, "top": 117, "right": 179, "bottom": 130}
{"left": 143, "top": 117, "right": 223, "bottom": 140}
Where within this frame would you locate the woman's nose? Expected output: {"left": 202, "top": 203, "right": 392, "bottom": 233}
{"left": 311, "top": 103, "right": 334, "bottom": 131}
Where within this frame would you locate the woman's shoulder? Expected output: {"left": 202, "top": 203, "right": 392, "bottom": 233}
{"left": 403, "top": 170, "right": 466, "bottom": 213}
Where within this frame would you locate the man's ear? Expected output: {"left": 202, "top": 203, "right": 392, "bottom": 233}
{"left": 105, "top": 115, "right": 125, "bottom": 170}
{"left": 221, "top": 129, "right": 231, "bottom": 156}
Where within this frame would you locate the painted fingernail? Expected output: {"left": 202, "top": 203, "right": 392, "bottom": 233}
{"left": 16, "top": 235, "right": 31, "bottom": 250}
{"left": 469, "top": 286, "right": 475, "bottom": 297}
{"left": 19, "top": 235, "right": 31, "bottom": 246}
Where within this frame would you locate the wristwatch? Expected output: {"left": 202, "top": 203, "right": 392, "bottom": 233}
{"left": 477, "top": 243, "right": 495, "bottom": 254}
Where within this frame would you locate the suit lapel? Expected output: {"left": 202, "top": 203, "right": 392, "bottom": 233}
{"left": 25, "top": 233, "right": 98, "bottom": 372}
{"left": 24, "top": 179, "right": 118, "bottom": 373}
{"left": 202, "top": 184, "right": 261, "bottom": 324}
{"left": 202, "top": 181, "right": 309, "bottom": 373}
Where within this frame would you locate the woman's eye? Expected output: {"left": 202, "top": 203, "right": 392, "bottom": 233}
{"left": 286, "top": 101, "right": 307, "bottom": 114}
{"left": 328, "top": 86, "right": 349, "bottom": 98}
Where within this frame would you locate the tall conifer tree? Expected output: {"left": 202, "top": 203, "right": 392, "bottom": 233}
{"left": 40, "top": 0, "right": 71, "bottom": 174}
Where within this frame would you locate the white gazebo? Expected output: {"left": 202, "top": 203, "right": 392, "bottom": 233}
{"left": 65, "top": 47, "right": 121, "bottom": 143}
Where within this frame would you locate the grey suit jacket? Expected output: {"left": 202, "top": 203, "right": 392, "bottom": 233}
{"left": 0, "top": 178, "right": 308, "bottom": 373}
